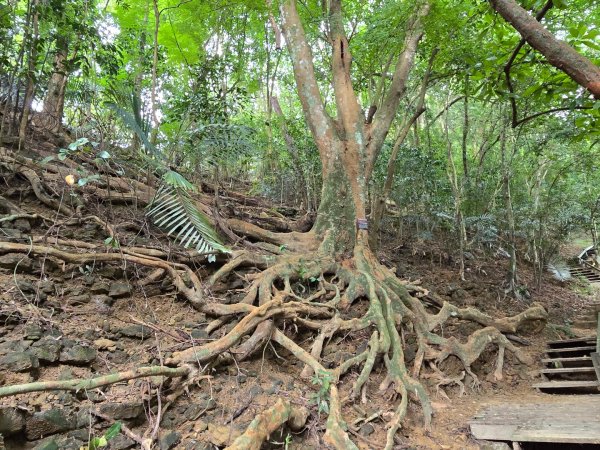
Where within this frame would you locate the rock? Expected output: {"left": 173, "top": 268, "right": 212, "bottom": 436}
{"left": 0, "top": 351, "right": 39, "bottom": 372}
{"left": 26, "top": 408, "right": 77, "bottom": 439}
{"left": 68, "top": 294, "right": 90, "bottom": 305}
{"left": 159, "top": 431, "right": 181, "bottom": 450}
{"left": 191, "top": 328, "right": 209, "bottom": 339}
{"left": 0, "top": 339, "right": 32, "bottom": 355}
{"left": 13, "top": 218, "right": 31, "bottom": 232}
{"left": 119, "top": 325, "right": 152, "bottom": 339}
{"left": 107, "top": 434, "right": 136, "bottom": 449}
{"left": 32, "top": 439, "right": 59, "bottom": 450}
{"left": 288, "top": 406, "right": 309, "bottom": 432}
{"left": 94, "top": 338, "right": 118, "bottom": 351}
{"left": 59, "top": 343, "right": 97, "bottom": 364}
{"left": 207, "top": 424, "right": 241, "bottom": 447}
{"left": 98, "top": 402, "right": 144, "bottom": 420}
{"left": 31, "top": 337, "right": 63, "bottom": 363}
{"left": 359, "top": 423, "right": 375, "bottom": 437}
{"left": 0, "top": 407, "right": 25, "bottom": 435}
{"left": 0, "top": 253, "right": 33, "bottom": 272}
{"left": 108, "top": 282, "right": 131, "bottom": 298}
{"left": 90, "top": 281, "right": 110, "bottom": 294}
{"left": 249, "top": 385, "right": 264, "bottom": 398}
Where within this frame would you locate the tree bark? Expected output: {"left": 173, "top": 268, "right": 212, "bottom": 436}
{"left": 281, "top": 0, "right": 428, "bottom": 255}
{"left": 41, "top": 37, "right": 68, "bottom": 133}
{"left": 369, "top": 48, "right": 437, "bottom": 249}
{"left": 489, "top": 0, "right": 600, "bottom": 99}
{"left": 18, "top": 0, "right": 39, "bottom": 146}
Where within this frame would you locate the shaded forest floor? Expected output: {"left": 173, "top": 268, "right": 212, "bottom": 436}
{"left": 0, "top": 133, "right": 598, "bottom": 450}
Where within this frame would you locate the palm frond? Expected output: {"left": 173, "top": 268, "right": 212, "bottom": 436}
{"left": 147, "top": 172, "right": 229, "bottom": 258}
{"left": 106, "top": 102, "right": 158, "bottom": 156}
{"left": 546, "top": 260, "right": 572, "bottom": 282}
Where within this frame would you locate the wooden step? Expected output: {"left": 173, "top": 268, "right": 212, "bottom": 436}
{"left": 540, "top": 367, "right": 596, "bottom": 375}
{"left": 547, "top": 336, "right": 595, "bottom": 347}
{"left": 542, "top": 356, "right": 593, "bottom": 367}
{"left": 546, "top": 345, "right": 596, "bottom": 354}
{"left": 533, "top": 380, "right": 600, "bottom": 389}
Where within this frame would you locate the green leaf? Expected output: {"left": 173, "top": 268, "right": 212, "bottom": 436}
{"left": 98, "top": 150, "right": 111, "bottom": 159}
{"left": 40, "top": 156, "right": 55, "bottom": 165}
{"left": 104, "top": 422, "right": 122, "bottom": 440}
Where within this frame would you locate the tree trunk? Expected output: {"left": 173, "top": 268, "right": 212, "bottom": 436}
{"left": 369, "top": 49, "right": 436, "bottom": 250}
{"left": 280, "top": 0, "right": 428, "bottom": 257}
{"left": 41, "top": 37, "right": 68, "bottom": 133}
{"left": 489, "top": 0, "right": 600, "bottom": 99}
{"left": 18, "top": 0, "right": 39, "bottom": 146}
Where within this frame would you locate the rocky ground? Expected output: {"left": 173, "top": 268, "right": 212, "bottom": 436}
{"left": 0, "top": 155, "right": 598, "bottom": 450}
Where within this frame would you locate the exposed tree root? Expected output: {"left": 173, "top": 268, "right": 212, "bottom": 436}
{"left": 0, "top": 366, "right": 191, "bottom": 398}
{"left": 0, "top": 228, "right": 547, "bottom": 448}
{"left": 225, "top": 398, "right": 309, "bottom": 450}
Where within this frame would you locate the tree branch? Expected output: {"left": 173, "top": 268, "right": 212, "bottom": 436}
{"left": 365, "top": 2, "right": 430, "bottom": 179}
{"left": 280, "top": 0, "right": 336, "bottom": 166}
{"left": 489, "top": 0, "right": 600, "bottom": 98}
{"left": 503, "top": 0, "right": 553, "bottom": 127}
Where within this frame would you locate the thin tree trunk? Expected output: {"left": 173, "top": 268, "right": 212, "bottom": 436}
{"left": 41, "top": 37, "right": 68, "bottom": 133}
{"left": 500, "top": 126, "right": 519, "bottom": 296}
{"left": 369, "top": 49, "right": 437, "bottom": 249}
{"left": 489, "top": 0, "right": 600, "bottom": 98}
{"left": 150, "top": 0, "right": 160, "bottom": 145}
{"left": 444, "top": 101, "right": 466, "bottom": 281}
{"left": 18, "top": 0, "right": 39, "bottom": 146}
{"left": 270, "top": 95, "right": 311, "bottom": 211}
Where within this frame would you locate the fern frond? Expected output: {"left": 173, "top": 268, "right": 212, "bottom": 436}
{"left": 147, "top": 177, "right": 229, "bottom": 257}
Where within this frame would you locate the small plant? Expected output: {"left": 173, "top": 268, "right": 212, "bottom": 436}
{"left": 103, "top": 236, "right": 120, "bottom": 249}
{"left": 284, "top": 433, "right": 293, "bottom": 449}
{"left": 310, "top": 370, "right": 332, "bottom": 418}
{"left": 78, "top": 264, "right": 94, "bottom": 276}
{"left": 85, "top": 421, "right": 122, "bottom": 450}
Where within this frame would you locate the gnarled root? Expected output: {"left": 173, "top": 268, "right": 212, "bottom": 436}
{"left": 0, "top": 235, "right": 546, "bottom": 449}
{"left": 225, "top": 398, "right": 309, "bottom": 450}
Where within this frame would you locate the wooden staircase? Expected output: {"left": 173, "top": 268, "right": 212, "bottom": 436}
{"left": 534, "top": 312, "right": 600, "bottom": 392}
{"left": 568, "top": 263, "right": 600, "bottom": 283}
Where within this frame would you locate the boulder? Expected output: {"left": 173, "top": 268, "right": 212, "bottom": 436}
{"left": 30, "top": 337, "right": 63, "bottom": 363}
{"left": 108, "top": 282, "right": 131, "bottom": 298}
{"left": 0, "top": 253, "right": 33, "bottom": 272}
{"left": 59, "top": 344, "right": 96, "bottom": 364}
{"left": 0, "top": 407, "right": 25, "bottom": 436}
{"left": 98, "top": 402, "right": 144, "bottom": 420}
{"left": 26, "top": 408, "right": 77, "bottom": 439}
{"left": 0, "top": 351, "right": 39, "bottom": 372}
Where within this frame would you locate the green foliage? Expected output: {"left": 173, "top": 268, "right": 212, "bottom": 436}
{"left": 310, "top": 370, "right": 331, "bottom": 417}
{"left": 86, "top": 421, "right": 122, "bottom": 450}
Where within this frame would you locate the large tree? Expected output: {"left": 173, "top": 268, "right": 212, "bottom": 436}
{"left": 166, "top": 1, "right": 547, "bottom": 448}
